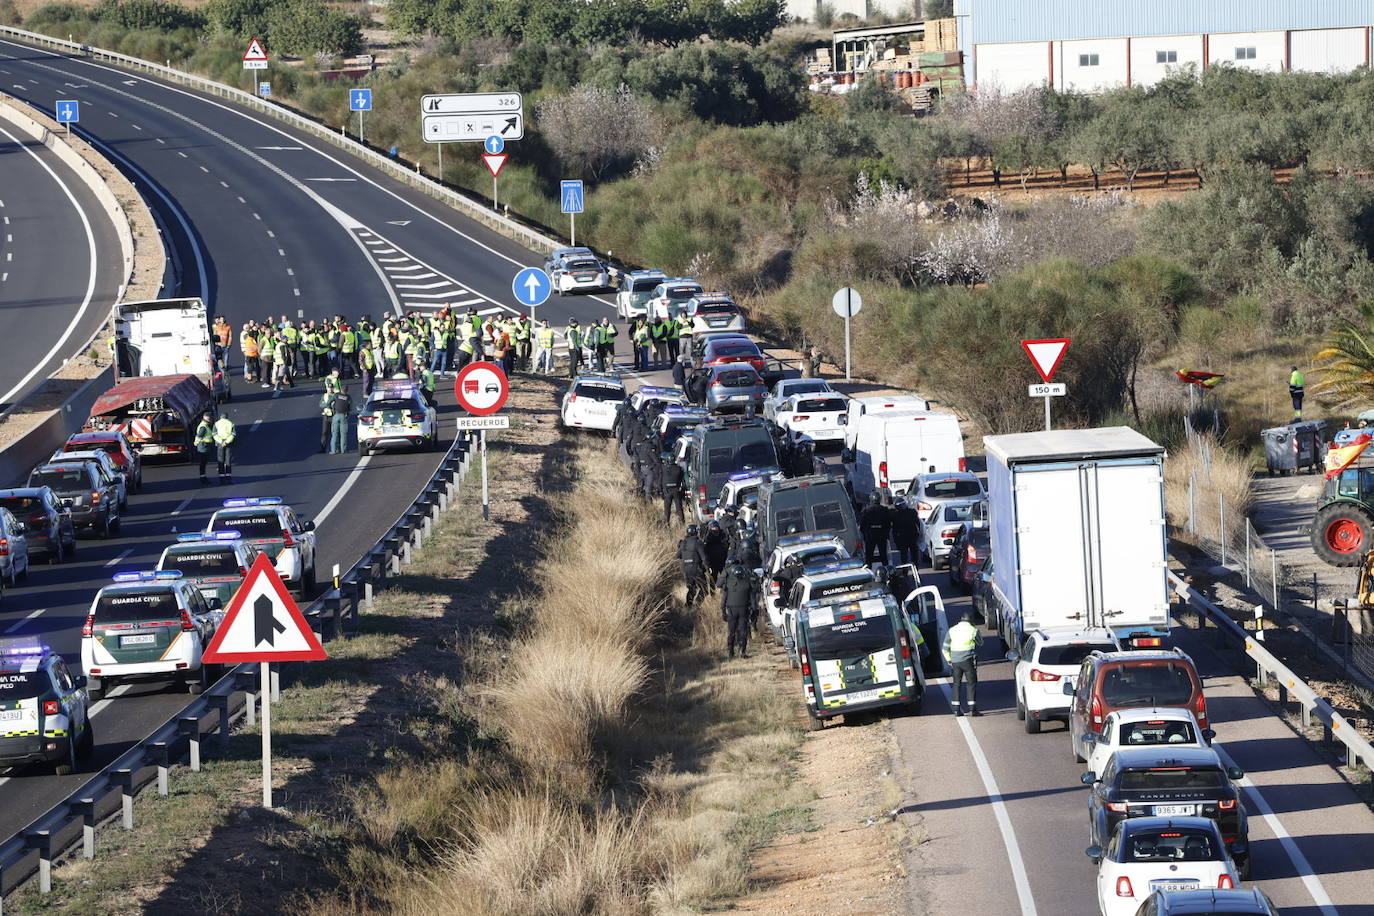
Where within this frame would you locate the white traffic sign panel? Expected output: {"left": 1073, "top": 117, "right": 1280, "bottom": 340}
{"left": 350, "top": 88, "right": 372, "bottom": 111}
{"left": 455, "top": 361, "right": 510, "bottom": 416}
{"left": 484, "top": 134, "right": 505, "bottom": 154}
{"left": 831, "top": 287, "right": 862, "bottom": 318}
{"left": 243, "top": 37, "right": 269, "bottom": 69}
{"left": 201, "top": 553, "right": 326, "bottom": 663}
{"left": 423, "top": 113, "right": 523, "bottom": 143}
{"left": 512, "top": 267, "right": 550, "bottom": 307}
{"left": 55, "top": 100, "right": 79, "bottom": 123}
{"left": 457, "top": 416, "right": 511, "bottom": 431}
{"left": 1021, "top": 338, "right": 1071, "bottom": 383}
{"left": 1028, "top": 383, "right": 1067, "bottom": 397}
{"left": 481, "top": 153, "right": 508, "bottom": 177}
{"left": 560, "top": 180, "right": 585, "bottom": 214}
{"left": 421, "top": 92, "right": 522, "bottom": 115}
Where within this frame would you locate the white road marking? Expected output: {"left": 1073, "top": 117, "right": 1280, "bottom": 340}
{"left": 277, "top": 248, "right": 285, "bottom": 256}
{"left": 155, "top": 137, "right": 164, "bottom": 143}
{"left": 249, "top": 418, "right": 263, "bottom": 433}
{"left": 4, "top": 608, "right": 45, "bottom": 634}
{"left": 169, "top": 496, "right": 193, "bottom": 516}
{"left": 306, "top": 177, "right": 356, "bottom": 182}
{"left": 237, "top": 196, "right": 246, "bottom": 204}
{"left": 177, "top": 150, "right": 187, "bottom": 157}
{"left": 88, "top": 683, "right": 132, "bottom": 717}
{"left": 131, "top": 123, "right": 142, "bottom": 130}
{"left": 314, "top": 455, "right": 372, "bottom": 525}
{"left": 199, "top": 166, "right": 209, "bottom": 173}
{"left": 219, "top": 181, "right": 228, "bottom": 188}
{"left": 252, "top": 212, "right": 261, "bottom": 220}
{"left": 293, "top": 288, "right": 300, "bottom": 296}
{"left": 253, "top": 146, "right": 302, "bottom": 150}
{"left": 396, "top": 281, "right": 448, "bottom": 290}
{"left": 103, "top": 547, "right": 134, "bottom": 567}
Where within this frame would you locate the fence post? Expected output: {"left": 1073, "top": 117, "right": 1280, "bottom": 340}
{"left": 114, "top": 768, "right": 135, "bottom": 829}
{"left": 1271, "top": 549, "right": 1279, "bottom": 610}
{"left": 76, "top": 797, "right": 96, "bottom": 858}
{"left": 179, "top": 716, "right": 200, "bottom": 771}
{"left": 1219, "top": 496, "right": 1226, "bottom": 566}
{"left": 1245, "top": 523, "right": 1252, "bottom": 589}
{"left": 1188, "top": 475, "right": 1196, "bottom": 535}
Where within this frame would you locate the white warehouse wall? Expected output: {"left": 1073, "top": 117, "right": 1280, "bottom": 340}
{"left": 1129, "top": 34, "right": 1205, "bottom": 86}
{"left": 1290, "top": 27, "right": 1369, "bottom": 72}
{"left": 1055, "top": 38, "right": 1128, "bottom": 91}
{"left": 1207, "top": 30, "right": 1286, "bottom": 71}
{"left": 976, "top": 41, "right": 1049, "bottom": 91}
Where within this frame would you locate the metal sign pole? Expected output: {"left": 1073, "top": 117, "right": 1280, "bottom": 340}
{"left": 358, "top": 109, "right": 364, "bottom": 145}
{"left": 570, "top": 212, "right": 576, "bottom": 247}
{"left": 438, "top": 141, "right": 443, "bottom": 179}
{"left": 493, "top": 175, "right": 498, "bottom": 212}
{"left": 1044, "top": 394, "right": 1052, "bottom": 431}
{"left": 259, "top": 660, "right": 272, "bottom": 808}
{"left": 481, "top": 429, "right": 489, "bottom": 520}
{"left": 844, "top": 288, "right": 853, "bottom": 381}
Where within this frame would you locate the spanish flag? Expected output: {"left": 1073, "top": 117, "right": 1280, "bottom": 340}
{"left": 1326, "top": 433, "right": 1373, "bottom": 480}
{"left": 1175, "top": 369, "right": 1225, "bottom": 388}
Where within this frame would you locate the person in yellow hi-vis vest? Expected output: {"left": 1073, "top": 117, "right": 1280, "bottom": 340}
{"left": 212, "top": 413, "right": 236, "bottom": 483}
{"left": 1289, "top": 365, "right": 1305, "bottom": 419}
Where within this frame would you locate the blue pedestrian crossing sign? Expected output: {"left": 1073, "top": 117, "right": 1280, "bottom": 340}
{"left": 560, "top": 180, "right": 585, "bottom": 214}
{"left": 350, "top": 88, "right": 372, "bottom": 111}
{"left": 484, "top": 135, "right": 505, "bottom": 155}
{"left": 55, "top": 100, "right": 79, "bottom": 123}
{"left": 512, "top": 267, "right": 551, "bottom": 308}
{"left": 258, "top": 81, "right": 271, "bottom": 97}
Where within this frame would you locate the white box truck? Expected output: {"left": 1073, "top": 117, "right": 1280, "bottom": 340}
{"left": 983, "top": 427, "right": 1169, "bottom": 651}
{"left": 846, "top": 410, "right": 965, "bottom": 496}
{"left": 115, "top": 297, "right": 230, "bottom": 402}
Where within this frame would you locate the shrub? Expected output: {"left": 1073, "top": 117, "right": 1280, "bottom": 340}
{"left": 536, "top": 85, "right": 658, "bottom": 181}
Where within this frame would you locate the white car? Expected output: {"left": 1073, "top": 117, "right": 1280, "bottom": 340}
{"left": 204, "top": 496, "right": 318, "bottom": 596}
{"left": 0, "top": 507, "right": 29, "bottom": 587}
{"left": 1090, "top": 817, "right": 1239, "bottom": 916}
{"left": 1011, "top": 627, "right": 1122, "bottom": 733}
{"left": 773, "top": 393, "right": 848, "bottom": 454}
{"left": 551, "top": 255, "right": 610, "bottom": 295}
{"left": 357, "top": 380, "right": 438, "bottom": 454}
{"left": 541, "top": 246, "right": 593, "bottom": 274}
{"left": 561, "top": 374, "right": 626, "bottom": 432}
{"left": 715, "top": 467, "right": 784, "bottom": 528}
{"left": 1085, "top": 707, "right": 1214, "bottom": 777}
{"left": 762, "top": 533, "right": 850, "bottom": 634}
{"left": 763, "top": 378, "right": 835, "bottom": 421}
{"left": 628, "top": 385, "right": 688, "bottom": 413}
{"left": 918, "top": 498, "right": 986, "bottom": 570}
{"left": 779, "top": 558, "right": 877, "bottom": 665}
{"left": 686, "top": 294, "right": 745, "bottom": 334}
{"left": 47, "top": 449, "right": 128, "bottom": 511}
{"left": 646, "top": 279, "right": 703, "bottom": 321}
{"left": 616, "top": 270, "right": 668, "bottom": 320}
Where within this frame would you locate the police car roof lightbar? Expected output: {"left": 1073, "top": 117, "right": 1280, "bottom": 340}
{"left": 806, "top": 558, "right": 870, "bottom": 575}
{"left": 112, "top": 570, "right": 184, "bottom": 582}
{"left": 0, "top": 637, "right": 48, "bottom": 657}
{"left": 777, "top": 532, "right": 842, "bottom": 548}
{"left": 638, "top": 386, "right": 685, "bottom": 396}
{"left": 222, "top": 497, "right": 284, "bottom": 508}
{"left": 175, "top": 531, "right": 242, "bottom": 543}
{"left": 801, "top": 586, "right": 891, "bottom": 610}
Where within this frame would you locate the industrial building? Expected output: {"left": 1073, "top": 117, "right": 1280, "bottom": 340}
{"left": 955, "top": 0, "right": 1374, "bottom": 91}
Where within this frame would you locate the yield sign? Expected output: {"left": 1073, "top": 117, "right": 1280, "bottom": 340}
{"left": 202, "top": 553, "right": 326, "bottom": 663}
{"left": 481, "top": 152, "right": 507, "bottom": 177}
{"left": 243, "top": 37, "right": 269, "bottom": 62}
{"left": 1021, "top": 338, "right": 1071, "bottom": 384}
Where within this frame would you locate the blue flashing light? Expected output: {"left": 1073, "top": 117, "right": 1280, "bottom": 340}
{"left": 222, "top": 497, "right": 283, "bottom": 508}
{"left": 638, "top": 386, "right": 683, "bottom": 396}
{"left": 112, "top": 570, "right": 183, "bottom": 583}
{"left": 0, "top": 638, "right": 48, "bottom": 657}
{"left": 176, "top": 531, "right": 241, "bottom": 543}
{"left": 807, "top": 559, "right": 870, "bottom": 575}
{"left": 777, "top": 532, "right": 837, "bottom": 548}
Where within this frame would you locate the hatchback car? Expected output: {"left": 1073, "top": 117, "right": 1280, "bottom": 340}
{"left": 686, "top": 294, "right": 745, "bottom": 334}
{"left": 705, "top": 365, "right": 767, "bottom": 414}
{"left": 156, "top": 531, "right": 258, "bottom": 609}
{"left": 1086, "top": 707, "right": 1214, "bottom": 777}
{"left": 773, "top": 393, "right": 848, "bottom": 454}
{"left": 701, "top": 337, "right": 766, "bottom": 374}
{"left": 60, "top": 430, "right": 142, "bottom": 493}
{"left": 763, "top": 378, "right": 835, "bottom": 420}
{"left": 907, "top": 471, "right": 986, "bottom": 511}
{"left": 1089, "top": 817, "right": 1239, "bottom": 916}
{"left": 204, "top": 497, "right": 317, "bottom": 597}
{"left": 691, "top": 331, "right": 753, "bottom": 362}
{"left": 0, "top": 639, "right": 92, "bottom": 775}
{"left": 551, "top": 255, "right": 610, "bottom": 294}
{"left": 542, "top": 246, "right": 594, "bottom": 274}
{"left": 27, "top": 461, "right": 120, "bottom": 537}
{"left": 0, "top": 508, "right": 30, "bottom": 588}
{"left": 357, "top": 380, "right": 438, "bottom": 455}
{"left": 47, "top": 449, "right": 128, "bottom": 511}
{"left": 1083, "top": 747, "right": 1249, "bottom": 878}
{"left": 948, "top": 524, "right": 990, "bottom": 591}
{"left": 919, "top": 498, "right": 986, "bottom": 570}
{"left": 561, "top": 373, "right": 626, "bottom": 432}
{"left": 646, "top": 279, "right": 703, "bottom": 320}
{"left": 1010, "top": 627, "right": 1122, "bottom": 733}
{"left": 616, "top": 269, "right": 668, "bottom": 320}
{"left": 0, "top": 487, "right": 75, "bottom": 564}
{"left": 1133, "top": 887, "right": 1281, "bottom": 916}
{"left": 1069, "top": 649, "right": 1209, "bottom": 764}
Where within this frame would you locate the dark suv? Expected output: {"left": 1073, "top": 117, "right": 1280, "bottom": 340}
{"left": 681, "top": 417, "right": 779, "bottom": 522}
{"left": 1083, "top": 746, "right": 1249, "bottom": 878}
{"left": 27, "top": 462, "right": 120, "bottom": 538}
{"left": 1069, "top": 648, "right": 1207, "bottom": 764}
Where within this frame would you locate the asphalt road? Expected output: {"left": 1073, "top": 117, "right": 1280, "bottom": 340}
{"left": 0, "top": 124, "right": 122, "bottom": 408}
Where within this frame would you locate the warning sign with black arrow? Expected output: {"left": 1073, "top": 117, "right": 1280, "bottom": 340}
{"left": 203, "top": 552, "right": 326, "bottom": 663}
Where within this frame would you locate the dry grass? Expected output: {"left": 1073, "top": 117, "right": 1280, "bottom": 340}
{"left": 1165, "top": 432, "right": 1254, "bottom": 538}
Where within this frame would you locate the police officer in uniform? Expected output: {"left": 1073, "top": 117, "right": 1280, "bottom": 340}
{"left": 891, "top": 496, "right": 920, "bottom": 567}
{"left": 212, "top": 413, "right": 237, "bottom": 483}
{"left": 720, "top": 556, "right": 754, "bottom": 658}
{"left": 943, "top": 611, "right": 983, "bottom": 716}
{"left": 678, "top": 524, "right": 709, "bottom": 606}
{"left": 194, "top": 411, "right": 215, "bottom": 484}
{"left": 859, "top": 492, "right": 892, "bottom": 567}
{"left": 662, "top": 457, "right": 685, "bottom": 524}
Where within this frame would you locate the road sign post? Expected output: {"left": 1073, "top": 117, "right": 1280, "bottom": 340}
{"left": 1021, "top": 338, "right": 1071, "bottom": 431}
{"left": 831, "top": 287, "right": 863, "bottom": 380}
{"left": 512, "top": 267, "right": 550, "bottom": 325}
{"left": 561, "top": 180, "right": 584, "bottom": 246}
{"left": 201, "top": 553, "right": 327, "bottom": 809}
{"left": 482, "top": 137, "right": 507, "bottom": 212}
{"left": 350, "top": 88, "right": 372, "bottom": 144}
{"left": 55, "top": 99, "right": 78, "bottom": 135}
{"left": 454, "top": 362, "right": 511, "bottom": 521}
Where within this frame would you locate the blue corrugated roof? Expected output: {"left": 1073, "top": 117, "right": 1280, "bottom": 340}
{"left": 962, "top": 0, "right": 1373, "bottom": 45}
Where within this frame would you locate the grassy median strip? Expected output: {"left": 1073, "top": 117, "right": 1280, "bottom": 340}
{"left": 11, "top": 382, "right": 809, "bottom": 914}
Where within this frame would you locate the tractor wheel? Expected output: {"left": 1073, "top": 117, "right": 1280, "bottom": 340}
{"left": 1312, "top": 503, "right": 1374, "bottom": 567}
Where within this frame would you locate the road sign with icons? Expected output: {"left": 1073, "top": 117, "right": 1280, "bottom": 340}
{"left": 512, "top": 267, "right": 551, "bottom": 307}
{"left": 350, "top": 88, "right": 372, "bottom": 111}
{"left": 420, "top": 92, "right": 523, "bottom": 144}
{"left": 454, "top": 361, "right": 510, "bottom": 416}
{"left": 201, "top": 553, "right": 326, "bottom": 663}
{"left": 484, "top": 134, "right": 505, "bottom": 154}
{"left": 258, "top": 81, "right": 271, "bottom": 97}
{"left": 560, "top": 180, "right": 585, "bottom": 214}
{"left": 243, "top": 37, "right": 269, "bottom": 70}
{"left": 55, "top": 100, "right": 79, "bottom": 123}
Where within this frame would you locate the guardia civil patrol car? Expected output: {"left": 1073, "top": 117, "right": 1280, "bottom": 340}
{"left": 81, "top": 571, "right": 225, "bottom": 699}
{"left": 357, "top": 379, "right": 438, "bottom": 455}
{"left": 0, "top": 639, "right": 92, "bottom": 775}
{"left": 204, "top": 497, "right": 317, "bottom": 597}
{"left": 796, "top": 586, "right": 927, "bottom": 730}
{"left": 561, "top": 372, "right": 625, "bottom": 432}
{"left": 156, "top": 530, "right": 258, "bottom": 609}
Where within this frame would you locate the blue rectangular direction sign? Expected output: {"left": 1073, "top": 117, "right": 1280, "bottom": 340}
{"left": 55, "top": 100, "right": 79, "bottom": 123}
{"left": 560, "top": 180, "right": 584, "bottom": 215}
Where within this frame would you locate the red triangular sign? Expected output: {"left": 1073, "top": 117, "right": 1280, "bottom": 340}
{"left": 243, "top": 38, "right": 269, "bottom": 62}
{"left": 202, "top": 553, "right": 326, "bottom": 663}
{"left": 481, "top": 153, "right": 508, "bottom": 177}
{"left": 1021, "top": 338, "right": 1071, "bottom": 383}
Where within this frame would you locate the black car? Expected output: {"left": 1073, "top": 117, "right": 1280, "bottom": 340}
{"left": 1134, "top": 887, "right": 1281, "bottom": 915}
{"left": 26, "top": 462, "right": 120, "bottom": 538}
{"left": 0, "top": 488, "right": 77, "bottom": 563}
{"left": 1083, "top": 747, "right": 1250, "bottom": 878}
{"left": 948, "top": 525, "right": 991, "bottom": 591}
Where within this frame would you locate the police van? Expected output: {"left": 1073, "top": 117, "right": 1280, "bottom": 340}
{"left": 81, "top": 571, "right": 225, "bottom": 698}
{"left": 357, "top": 379, "right": 438, "bottom": 455}
{"left": 204, "top": 497, "right": 317, "bottom": 597}
{"left": 0, "top": 640, "right": 92, "bottom": 775}
{"left": 679, "top": 417, "right": 780, "bottom": 523}
{"left": 156, "top": 531, "right": 258, "bottom": 609}
{"left": 796, "top": 586, "right": 927, "bottom": 730}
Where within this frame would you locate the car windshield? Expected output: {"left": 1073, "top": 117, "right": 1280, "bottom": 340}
{"left": 162, "top": 548, "right": 242, "bottom": 575}
{"left": 717, "top": 370, "right": 760, "bottom": 387}
{"left": 713, "top": 345, "right": 758, "bottom": 358}
{"left": 797, "top": 398, "right": 846, "bottom": 413}
{"left": 94, "top": 587, "right": 182, "bottom": 622}
{"left": 941, "top": 504, "right": 980, "bottom": 522}
{"left": 574, "top": 385, "right": 623, "bottom": 402}
{"left": 1038, "top": 642, "right": 1118, "bottom": 666}
{"left": 211, "top": 511, "right": 283, "bottom": 539}
{"left": 1119, "top": 767, "right": 1226, "bottom": 791}
{"left": 0, "top": 497, "right": 40, "bottom": 513}
{"left": 0, "top": 671, "right": 46, "bottom": 699}
{"left": 29, "top": 468, "right": 88, "bottom": 491}
{"left": 782, "top": 382, "right": 830, "bottom": 397}
{"left": 924, "top": 479, "right": 982, "bottom": 499}
{"left": 630, "top": 290, "right": 654, "bottom": 306}
{"left": 1125, "top": 828, "right": 1218, "bottom": 863}
{"left": 1115, "top": 719, "right": 1198, "bottom": 747}
{"left": 67, "top": 441, "right": 119, "bottom": 457}
{"left": 697, "top": 302, "right": 735, "bottom": 314}
{"left": 807, "top": 613, "right": 895, "bottom": 660}
{"left": 1101, "top": 663, "right": 1195, "bottom": 707}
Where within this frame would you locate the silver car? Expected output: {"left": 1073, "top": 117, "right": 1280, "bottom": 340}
{"left": 906, "top": 471, "right": 985, "bottom": 512}
{"left": 551, "top": 255, "right": 610, "bottom": 295}
{"left": 920, "top": 498, "right": 987, "bottom": 569}
{"left": 704, "top": 365, "right": 767, "bottom": 414}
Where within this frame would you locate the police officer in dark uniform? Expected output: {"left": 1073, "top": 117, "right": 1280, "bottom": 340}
{"left": 672, "top": 358, "right": 687, "bottom": 389}
{"left": 644, "top": 448, "right": 664, "bottom": 502}
{"left": 703, "top": 519, "right": 729, "bottom": 590}
{"left": 678, "top": 524, "right": 709, "bottom": 606}
{"left": 891, "top": 496, "right": 921, "bottom": 567}
{"left": 613, "top": 399, "right": 632, "bottom": 445}
{"left": 662, "top": 458, "right": 685, "bottom": 524}
{"left": 719, "top": 555, "right": 754, "bottom": 658}
{"left": 859, "top": 491, "right": 892, "bottom": 567}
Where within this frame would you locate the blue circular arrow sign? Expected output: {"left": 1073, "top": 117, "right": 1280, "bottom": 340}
{"left": 484, "top": 134, "right": 505, "bottom": 155}
{"left": 512, "top": 267, "right": 551, "bottom": 307}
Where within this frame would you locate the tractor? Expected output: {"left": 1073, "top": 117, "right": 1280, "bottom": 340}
{"left": 1311, "top": 457, "right": 1374, "bottom": 566}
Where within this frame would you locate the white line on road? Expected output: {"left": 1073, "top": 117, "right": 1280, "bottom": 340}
{"left": 277, "top": 248, "right": 285, "bottom": 256}
{"left": 169, "top": 496, "right": 192, "bottom": 516}
{"left": 314, "top": 455, "right": 372, "bottom": 525}
{"left": 252, "top": 212, "right": 261, "bottom": 220}
{"left": 199, "top": 166, "right": 209, "bottom": 173}
{"left": 285, "top": 268, "right": 294, "bottom": 276}
{"left": 237, "top": 196, "right": 245, "bottom": 204}
{"left": 131, "top": 123, "right": 142, "bottom": 130}
{"left": 103, "top": 547, "right": 134, "bottom": 567}
{"left": 154, "top": 137, "right": 164, "bottom": 143}
{"left": 219, "top": 181, "right": 228, "bottom": 188}
{"left": 249, "top": 418, "right": 263, "bottom": 433}
{"left": 176, "top": 150, "right": 187, "bottom": 157}
{"left": 4, "top": 607, "right": 45, "bottom": 634}
{"left": 87, "top": 683, "right": 132, "bottom": 718}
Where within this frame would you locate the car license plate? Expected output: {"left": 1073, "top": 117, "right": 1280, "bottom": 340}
{"left": 845, "top": 688, "right": 880, "bottom": 703}
{"left": 381, "top": 426, "right": 406, "bottom": 435}
{"left": 0, "top": 710, "right": 22, "bottom": 721}
{"left": 120, "top": 634, "right": 156, "bottom": 647}
{"left": 1152, "top": 804, "right": 1196, "bottom": 816}
{"left": 1149, "top": 880, "right": 1199, "bottom": 892}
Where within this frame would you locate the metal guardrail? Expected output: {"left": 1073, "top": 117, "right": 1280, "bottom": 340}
{"left": 0, "top": 25, "right": 564, "bottom": 258}
{"left": 0, "top": 429, "right": 473, "bottom": 901}
{"left": 1169, "top": 570, "right": 1374, "bottom": 782}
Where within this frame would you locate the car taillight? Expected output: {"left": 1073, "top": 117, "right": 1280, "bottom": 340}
{"left": 697, "top": 486, "right": 706, "bottom": 506}
{"left": 180, "top": 608, "right": 196, "bottom": 632}
{"left": 1133, "top": 637, "right": 1162, "bottom": 648}
{"left": 1106, "top": 802, "right": 1128, "bottom": 813}
{"left": 710, "top": 380, "right": 721, "bottom": 387}
{"left": 800, "top": 647, "right": 811, "bottom": 677}
{"left": 916, "top": 501, "right": 933, "bottom": 512}
{"left": 878, "top": 461, "right": 888, "bottom": 488}
{"left": 1218, "top": 798, "right": 1236, "bottom": 810}
{"left": 898, "top": 631, "right": 911, "bottom": 660}
{"left": 966, "top": 544, "right": 977, "bottom": 564}
{"left": 568, "top": 394, "right": 577, "bottom": 403}
{"left": 793, "top": 415, "right": 809, "bottom": 422}
{"left": 1115, "top": 876, "right": 1134, "bottom": 898}
{"left": 0, "top": 537, "right": 8, "bottom": 558}
{"left": 282, "top": 531, "right": 296, "bottom": 548}
{"left": 28, "top": 515, "right": 46, "bottom": 526}
{"left": 82, "top": 615, "right": 94, "bottom": 637}
{"left": 43, "top": 700, "right": 59, "bottom": 715}
{"left": 958, "top": 457, "right": 967, "bottom": 472}
{"left": 90, "top": 491, "right": 102, "bottom": 504}
{"left": 1029, "top": 669, "right": 1059, "bottom": 681}
{"left": 359, "top": 414, "right": 376, "bottom": 423}
{"left": 1218, "top": 875, "right": 1234, "bottom": 890}
{"left": 942, "top": 527, "right": 960, "bottom": 540}
{"left": 1194, "top": 693, "right": 1208, "bottom": 729}
{"left": 1090, "top": 695, "right": 1103, "bottom": 730}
